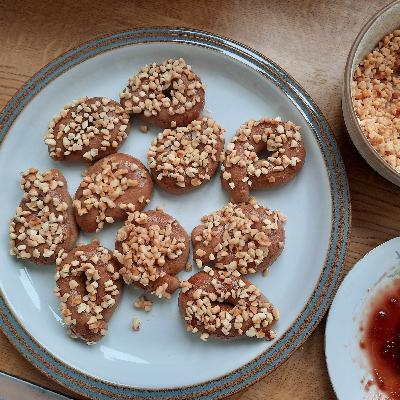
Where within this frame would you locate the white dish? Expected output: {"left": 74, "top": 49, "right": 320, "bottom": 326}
{"left": 326, "top": 237, "right": 400, "bottom": 400}
{"left": 0, "top": 28, "right": 350, "bottom": 399}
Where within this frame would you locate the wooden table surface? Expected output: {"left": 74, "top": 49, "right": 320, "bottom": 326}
{"left": 0, "top": 0, "right": 397, "bottom": 399}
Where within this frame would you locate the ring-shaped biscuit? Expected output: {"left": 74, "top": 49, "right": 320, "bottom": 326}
{"left": 74, "top": 153, "right": 153, "bottom": 232}
{"left": 115, "top": 210, "right": 189, "bottom": 298}
{"left": 221, "top": 117, "right": 305, "bottom": 203}
{"left": 54, "top": 241, "right": 122, "bottom": 345}
{"left": 44, "top": 97, "right": 130, "bottom": 162}
{"left": 9, "top": 168, "right": 78, "bottom": 264}
{"left": 191, "top": 200, "right": 286, "bottom": 274}
{"left": 148, "top": 117, "right": 224, "bottom": 193}
{"left": 120, "top": 58, "right": 205, "bottom": 128}
{"left": 179, "top": 268, "right": 279, "bottom": 340}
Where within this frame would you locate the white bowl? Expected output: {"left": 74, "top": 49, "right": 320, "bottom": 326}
{"left": 343, "top": 0, "right": 400, "bottom": 186}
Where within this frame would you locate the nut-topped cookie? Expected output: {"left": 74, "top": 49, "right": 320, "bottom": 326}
{"left": 115, "top": 210, "right": 189, "bottom": 298}
{"left": 73, "top": 153, "right": 153, "bottom": 232}
{"left": 148, "top": 117, "right": 225, "bottom": 193}
{"left": 222, "top": 117, "right": 306, "bottom": 203}
{"left": 120, "top": 58, "right": 205, "bottom": 128}
{"left": 54, "top": 241, "right": 122, "bottom": 344}
{"left": 9, "top": 168, "right": 78, "bottom": 264}
{"left": 191, "top": 200, "right": 286, "bottom": 274}
{"left": 44, "top": 97, "right": 130, "bottom": 162}
{"left": 179, "top": 268, "right": 279, "bottom": 340}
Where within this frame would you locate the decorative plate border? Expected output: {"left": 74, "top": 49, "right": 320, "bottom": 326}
{"left": 0, "top": 28, "right": 351, "bottom": 400}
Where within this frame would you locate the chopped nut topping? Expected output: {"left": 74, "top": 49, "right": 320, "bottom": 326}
{"left": 139, "top": 125, "right": 149, "bottom": 133}
{"left": 73, "top": 154, "right": 152, "bottom": 232}
{"left": 115, "top": 210, "right": 188, "bottom": 298}
{"left": 132, "top": 318, "right": 141, "bottom": 331}
{"left": 9, "top": 168, "right": 76, "bottom": 263}
{"left": 134, "top": 295, "right": 153, "bottom": 312}
{"left": 192, "top": 199, "right": 286, "bottom": 274}
{"left": 222, "top": 117, "right": 304, "bottom": 202}
{"left": 120, "top": 58, "right": 205, "bottom": 119}
{"left": 54, "top": 242, "right": 121, "bottom": 344}
{"left": 148, "top": 117, "right": 224, "bottom": 190}
{"left": 180, "top": 270, "right": 279, "bottom": 340}
{"left": 180, "top": 280, "right": 193, "bottom": 293}
{"left": 44, "top": 97, "right": 129, "bottom": 161}
{"left": 352, "top": 30, "right": 400, "bottom": 172}
{"left": 185, "top": 262, "right": 192, "bottom": 272}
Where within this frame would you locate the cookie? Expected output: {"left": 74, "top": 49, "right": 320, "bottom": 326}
{"left": 44, "top": 97, "right": 130, "bottom": 162}
{"left": 73, "top": 153, "right": 153, "bottom": 232}
{"left": 191, "top": 199, "right": 286, "bottom": 274}
{"left": 221, "top": 117, "right": 305, "bottom": 203}
{"left": 9, "top": 168, "right": 78, "bottom": 264}
{"left": 148, "top": 117, "right": 224, "bottom": 193}
{"left": 179, "top": 268, "right": 279, "bottom": 340}
{"left": 54, "top": 241, "right": 122, "bottom": 344}
{"left": 120, "top": 58, "right": 205, "bottom": 128}
{"left": 115, "top": 210, "right": 189, "bottom": 298}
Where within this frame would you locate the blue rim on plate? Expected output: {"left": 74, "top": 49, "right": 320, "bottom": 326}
{"left": 0, "top": 28, "right": 351, "bottom": 400}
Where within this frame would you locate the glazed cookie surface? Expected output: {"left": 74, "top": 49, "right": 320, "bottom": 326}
{"left": 120, "top": 58, "right": 205, "bottom": 128}
{"left": 74, "top": 153, "right": 153, "bottom": 232}
{"left": 192, "top": 200, "right": 285, "bottom": 274}
{"left": 115, "top": 210, "right": 189, "bottom": 298}
{"left": 54, "top": 241, "right": 122, "bottom": 344}
{"left": 148, "top": 117, "right": 225, "bottom": 193}
{"left": 9, "top": 168, "right": 78, "bottom": 264}
{"left": 179, "top": 268, "right": 279, "bottom": 340}
{"left": 44, "top": 97, "right": 130, "bottom": 162}
{"left": 222, "top": 117, "right": 305, "bottom": 203}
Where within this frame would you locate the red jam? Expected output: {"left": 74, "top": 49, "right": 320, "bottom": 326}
{"left": 361, "top": 280, "right": 400, "bottom": 399}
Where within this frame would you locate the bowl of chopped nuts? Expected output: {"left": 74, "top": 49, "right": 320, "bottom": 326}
{"left": 343, "top": 0, "right": 400, "bottom": 186}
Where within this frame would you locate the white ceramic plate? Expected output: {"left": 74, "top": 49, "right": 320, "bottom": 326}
{"left": 326, "top": 237, "right": 400, "bottom": 400}
{"left": 0, "top": 28, "right": 350, "bottom": 400}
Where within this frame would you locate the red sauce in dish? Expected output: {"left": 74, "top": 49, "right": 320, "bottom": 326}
{"left": 361, "top": 280, "right": 400, "bottom": 399}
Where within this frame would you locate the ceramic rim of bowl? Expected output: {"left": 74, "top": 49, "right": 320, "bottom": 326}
{"left": 343, "top": 0, "right": 400, "bottom": 185}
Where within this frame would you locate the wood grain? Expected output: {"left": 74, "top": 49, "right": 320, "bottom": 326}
{"left": 0, "top": 0, "right": 396, "bottom": 399}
